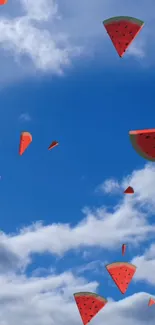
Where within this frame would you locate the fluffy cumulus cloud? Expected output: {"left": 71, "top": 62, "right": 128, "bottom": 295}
{"left": 1, "top": 163, "right": 155, "bottom": 266}
{"left": 0, "top": 163, "right": 155, "bottom": 323}
{"left": 132, "top": 242, "right": 155, "bottom": 285}
{"left": 0, "top": 272, "right": 153, "bottom": 325}
{"left": 0, "top": 0, "right": 155, "bottom": 84}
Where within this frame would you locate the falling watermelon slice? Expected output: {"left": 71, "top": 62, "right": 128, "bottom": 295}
{"left": 129, "top": 129, "right": 155, "bottom": 161}
{"left": 74, "top": 292, "right": 107, "bottom": 325}
{"left": 106, "top": 262, "right": 136, "bottom": 294}
{"left": 148, "top": 298, "right": 155, "bottom": 307}
{"left": 0, "top": 0, "right": 7, "bottom": 4}
{"left": 48, "top": 140, "right": 59, "bottom": 150}
{"left": 122, "top": 244, "right": 126, "bottom": 256}
{"left": 124, "top": 186, "right": 134, "bottom": 194}
{"left": 19, "top": 132, "right": 32, "bottom": 155}
{"left": 103, "top": 16, "right": 144, "bottom": 57}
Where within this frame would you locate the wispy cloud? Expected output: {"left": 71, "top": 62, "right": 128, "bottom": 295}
{"left": 96, "top": 178, "right": 120, "bottom": 195}
{"left": 0, "top": 163, "right": 154, "bottom": 269}
{"left": 126, "top": 41, "right": 146, "bottom": 59}
{"left": 0, "top": 0, "right": 153, "bottom": 85}
{"left": 0, "top": 163, "right": 154, "bottom": 323}
{"left": 75, "top": 260, "right": 105, "bottom": 275}
{"left": 19, "top": 113, "right": 31, "bottom": 122}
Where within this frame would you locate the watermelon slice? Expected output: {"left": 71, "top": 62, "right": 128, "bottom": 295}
{"left": 103, "top": 16, "right": 144, "bottom": 57}
{"left": 148, "top": 298, "right": 155, "bottom": 307}
{"left": 106, "top": 262, "right": 136, "bottom": 294}
{"left": 48, "top": 140, "right": 59, "bottom": 150}
{"left": 74, "top": 292, "right": 107, "bottom": 325}
{"left": 129, "top": 129, "right": 155, "bottom": 161}
{"left": 0, "top": 0, "right": 7, "bottom": 4}
{"left": 122, "top": 244, "right": 126, "bottom": 256}
{"left": 19, "top": 132, "right": 32, "bottom": 155}
{"left": 124, "top": 186, "right": 134, "bottom": 194}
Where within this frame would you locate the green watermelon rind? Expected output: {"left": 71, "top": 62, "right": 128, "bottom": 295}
{"left": 74, "top": 292, "right": 107, "bottom": 303}
{"left": 103, "top": 16, "right": 144, "bottom": 26}
{"left": 129, "top": 130, "right": 155, "bottom": 162}
{"left": 106, "top": 262, "right": 136, "bottom": 270}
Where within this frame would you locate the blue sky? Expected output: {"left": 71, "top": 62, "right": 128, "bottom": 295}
{"left": 0, "top": 0, "right": 155, "bottom": 325}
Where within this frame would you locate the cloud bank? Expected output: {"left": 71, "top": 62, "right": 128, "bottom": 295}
{"left": 0, "top": 0, "right": 154, "bottom": 84}
{"left": 0, "top": 163, "right": 155, "bottom": 324}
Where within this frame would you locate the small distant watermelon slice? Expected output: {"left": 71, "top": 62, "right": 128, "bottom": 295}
{"left": 148, "top": 298, "right": 155, "bottom": 307}
{"left": 106, "top": 262, "right": 136, "bottom": 294}
{"left": 19, "top": 132, "right": 32, "bottom": 155}
{"left": 103, "top": 16, "right": 144, "bottom": 57}
{"left": 129, "top": 129, "right": 155, "bottom": 161}
{"left": 48, "top": 140, "right": 59, "bottom": 150}
{"left": 74, "top": 292, "right": 107, "bottom": 325}
{"left": 122, "top": 244, "right": 126, "bottom": 256}
{"left": 124, "top": 186, "right": 134, "bottom": 194}
{"left": 0, "top": 0, "right": 7, "bottom": 5}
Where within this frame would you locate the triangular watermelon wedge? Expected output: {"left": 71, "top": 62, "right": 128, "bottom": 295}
{"left": 106, "top": 262, "right": 136, "bottom": 294}
{"left": 124, "top": 186, "right": 134, "bottom": 194}
{"left": 122, "top": 244, "right": 126, "bottom": 256}
{"left": 103, "top": 16, "right": 144, "bottom": 57}
{"left": 19, "top": 132, "right": 32, "bottom": 155}
{"left": 74, "top": 292, "right": 107, "bottom": 325}
{"left": 129, "top": 129, "right": 155, "bottom": 161}
{"left": 48, "top": 140, "right": 59, "bottom": 150}
{"left": 148, "top": 298, "right": 155, "bottom": 307}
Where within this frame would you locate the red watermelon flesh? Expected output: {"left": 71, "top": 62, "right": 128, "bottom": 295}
{"left": 106, "top": 262, "right": 136, "bottom": 294}
{"left": 124, "top": 186, "right": 134, "bottom": 194}
{"left": 122, "top": 244, "right": 126, "bottom": 256}
{"left": 19, "top": 132, "right": 32, "bottom": 156}
{"left": 74, "top": 292, "right": 107, "bottom": 325}
{"left": 129, "top": 129, "right": 155, "bottom": 161}
{"left": 103, "top": 16, "right": 144, "bottom": 57}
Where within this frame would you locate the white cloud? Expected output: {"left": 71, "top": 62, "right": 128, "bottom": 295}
{"left": 131, "top": 242, "right": 155, "bottom": 285}
{"left": 98, "top": 163, "right": 155, "bottom": 209}
{"left": 0, "top": 271, "right": 98, "bottom": 325}
{"left": 0, "top": 163, "right": 153, "bottom": 271}
{"left": 0, "top": 0, "right": 82, "bottom": 84}
{"left": 19, "top": 113, "right": 31, "bottom": 121}
{"left": 0, "top": 269, "right": 153, "bottom": 325}
{"left": 0, "top": 163, "right": 154, "bottom": 323}
{"left": 96, "top": 178, "right": 120, "bottom": 194}
{"left": 0, "top": 0, "right": 154, "bottom": 84}
{"left": 126, "top": 41, "right": 145, "bottom": 59}
{"left": 75, "top": 260, "right": 105, "bottom": 275}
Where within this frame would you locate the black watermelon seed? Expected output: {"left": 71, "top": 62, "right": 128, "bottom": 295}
{"left": 146, "top": 136, "right": 150, "bottom": 139}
